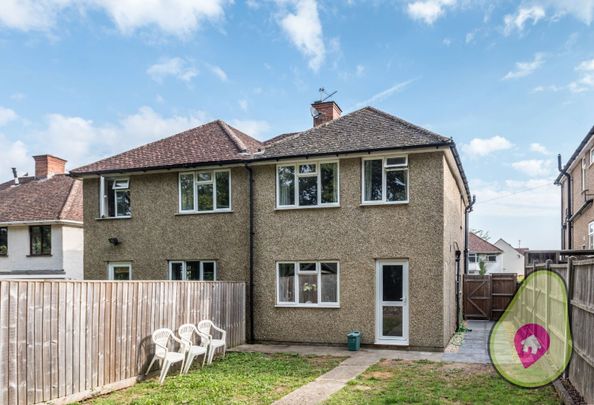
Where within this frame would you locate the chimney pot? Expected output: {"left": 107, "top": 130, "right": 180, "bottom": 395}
{"left": 311, "top": 100, "right": 342, "bottom": 127}
{"left": 33, "top": 155, "right": 67, "bottom": 178}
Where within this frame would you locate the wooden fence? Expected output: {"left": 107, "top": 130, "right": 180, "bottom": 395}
{"left": 463, "top": 273, "right": 517, "bottom": 320}
{"left": 0, "top": 280, "right": 246, "bottom": 405}
{"left": 526, "top": 260, "right": 594, "bottom": 404}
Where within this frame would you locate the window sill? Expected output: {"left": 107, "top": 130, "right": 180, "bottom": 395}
{"left": 26, "top": 254, "right": 52, "bottom": 257}
{"left": 95, "top": 216, "right": 132, "bottom": 221}
{"left": 275, "top": 204, "right": 340, "bottom": 211}
{"left": 360, "top": 201, "right": 409, "bottom": 206}
{"left": 176, "top": 210, "right": 233, "bottom": 216}
{"left": 275, "top": 304, "right": 340, "bottom": 309}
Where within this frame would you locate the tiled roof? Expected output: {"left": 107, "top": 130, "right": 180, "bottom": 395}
{"left": 0, "top": 175, "right": 83, "bottom": 223}
{"left": 469, "top": 233, "right": 502, "bottom": 254}
{"left": 71, "top": 120, "right": 264, "bottom": 175}
{"left": 259, "top": 107, "right": 452, "bottom": 159}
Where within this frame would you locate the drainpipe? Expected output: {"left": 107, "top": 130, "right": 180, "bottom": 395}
{"left": 557, "top": 154, "right": 572, "bottom": 250}
{"left": 246, "top": 165, "right": 255, "bottom": 344}
{"left": 455, "top": 249, "right": 462, "bottom": 330}
{"left": 463, "top": 195, "right": 476, "bottom": 275}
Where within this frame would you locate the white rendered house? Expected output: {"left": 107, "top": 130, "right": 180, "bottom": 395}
{"left": 494, "top": 238, "right": 526, "bottom": 276}
{"left": 0, "top": 155, "right": 83, "bottom": 279}
{"left": 468, "top": 232, "right": 503, "bottom": 274}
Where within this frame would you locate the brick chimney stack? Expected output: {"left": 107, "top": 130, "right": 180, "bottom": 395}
{"left": 33, "top": 155, "right": 67, "bottom": 178}
{"left": 311, "top": 100, "right": 342, "bottom": 127}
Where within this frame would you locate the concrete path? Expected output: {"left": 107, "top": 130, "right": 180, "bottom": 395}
{"left": 442, "top": 320, "right": 494, "bottom": 364}
{"left": 232, "top": 344, "right": 443, "bottom": 405}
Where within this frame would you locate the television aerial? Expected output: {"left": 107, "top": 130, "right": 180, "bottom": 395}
{"left": 310, "top": 87, "right": 338, "bottom": 118}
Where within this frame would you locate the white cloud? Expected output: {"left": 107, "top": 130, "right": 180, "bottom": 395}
{"left": 503, "top": 53, "right": 545, "bottom": 80}
{"left": 356, "top": 78, "right": 417, "bottom": 107}
{"left": 146, "top": 57, "right": 197, "bottom": 83}
{"left": 503, "top": 6, "right": 545, "bottom": 35}
{"left": 529, "top": 143, "right": 550, "bottom": 155}
{"left": 512, "top": 159, "right": 554, "bottom": 177}
{"left": 355, "top": 64, "right": 365, "bottom": 76}
{"left": 406, "top": 0, "right": 456, "bottom": 25}
{"left": 543, "top": 0, "right": 594, "bottom": 24}
{"left": 442, "top": 38, "right": 452, "bottom": 46}
{"left": 277, "top": 0, "right": 325, "bottom": 71}
{"left": 209, "top": 65, "right": 228, "bottom": 81}
{"left": 0, "top": 0, "right": 229, "bottom": 36}
{"left": 530, "top": 143, "right": 551, "bottom": 155}
{"left": 462, "top": 136, "right": 513, "bottom": 157}
{"left": 0, "top": 134, "right": 29, "bottom": 179}
{"left": 0, "top": 107, "right": 18, "bottom": 126}
{"left": 465, "top": 31, "right": 475, "bottom": 44}
{"left": 569, "top": 58, "right": 594, "bottom": 93}
{"left": 7, "top": 107, "right": 208, "bottom": 174}
{"left": 238, "top": 99, "right": 249, "bottom": 111}
{"left": 576, "top": 59, "right": 594, "bottom": 71}
{"left": 230, "top": 119, "right": 271, "bottom": 140}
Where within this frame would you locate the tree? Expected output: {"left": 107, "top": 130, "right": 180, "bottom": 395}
{"left": 471, "top": 229, "right": 491, "bottom": 241}
{"left": 479, "top": 259, "right": 487, "bottom": 276}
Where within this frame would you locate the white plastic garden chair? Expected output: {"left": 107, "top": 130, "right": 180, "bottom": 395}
{"left": 197, "top": 320, "right": 227, "bottom": 364}
{"left": 178, "top": 323, "right": 209, "bottom": 373}
{"left": 145, "top": 328, "right": 186, "bottom": 384}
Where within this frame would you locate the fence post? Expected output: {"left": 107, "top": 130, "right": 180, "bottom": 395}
{"left": 563, "top": 257, "right": 574, "bottom": 379}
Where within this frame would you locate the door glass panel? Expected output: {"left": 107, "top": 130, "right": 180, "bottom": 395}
{"left": 382, "top": 306, "right": 403, "bottom": 337}
{"left": 382, "top": 265, "right": 403, "bottom": 301}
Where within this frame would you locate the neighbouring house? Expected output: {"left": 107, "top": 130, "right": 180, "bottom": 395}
{"left": 493, "top": 239, "right": 526, "bottom": 276}
{"left": 0, "top": 155, "right": 83, "bottom": 279}
{"left": 468, "top": 232, "right": 502, "bottom": 274}
{"left": 556, "top": 125, "right": 594, "bottom": 250}
{"left": 71, "top": 100, "right": 471, "bottom": 350}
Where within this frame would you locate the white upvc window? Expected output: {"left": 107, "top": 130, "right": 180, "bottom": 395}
{"left": 582, "top": 158, "right": 587, "bottom": 192}
{"left": 362, "top": 155, "right": 409, "bottom": 204}
{"left": 468, "top": 253, "right": 477, "bottom": 263}
{"left": 589, "top": 222, "right": 594, "bottom": 249}
{"left": 486, "top": 255, "right": 497, "bottom": 262}
{"left": 276, "top": 160, "right": 339, "bottom": 208}
{"left": 99, "top": 177, "right": 131, "bottom": 218}
{"left": 169, "top": 260, "right": 217, "bottom": 281}
{"left": 276, "top": 261, "right": 339, "bottom": 307}
{"left": 179, "top": 170, "right": 231, "bottom": 213}
{"left": 108, "top": 262, "right": 132, "bottom": 280}
{"left": 590, "top": 148, "right": 594, "bottom": 166}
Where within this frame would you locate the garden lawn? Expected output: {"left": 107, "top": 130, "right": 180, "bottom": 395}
{"left": 326, "top": 359, "right": 560, "bottom": 405}
{"left": 85, "top": 352, "right": 343, "bottom": 405}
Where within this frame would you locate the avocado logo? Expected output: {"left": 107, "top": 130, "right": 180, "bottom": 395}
{"left": 489, "top": 270, "right": 572, "bottom": 388}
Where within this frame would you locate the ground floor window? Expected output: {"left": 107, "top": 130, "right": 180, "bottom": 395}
{"left": 0, "top": 227, "right": 7, "bottom": 256}
{"left": 276, "top": 261, "right": 339, "bottom": 307}
{"left": 29, "top": 225, "right": 51, "bottom": 256}
{"left": 169, "top": 261, "right": 217, "bottom": 281}
{"left": 108, "top": 262, "right": 132, "bottom": 280}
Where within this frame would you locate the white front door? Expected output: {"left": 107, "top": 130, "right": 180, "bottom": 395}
{"left": 375, "top": 260, "right": 409, "bottom": 345}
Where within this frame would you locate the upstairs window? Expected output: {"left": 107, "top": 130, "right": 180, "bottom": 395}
{"left": 179, "top": 170, "right": 231, "bottom": 213}
{"left": 582, "top": 158, "right": 587, "bottom": 192}
{"left": 277, "top": 161, "right": 339, "bottom": 208}
{"left": 169, "top": 260, "right": 217, "bottom": 280}
{"left": 100, "top": 177, "right": 131, "bottom": 218}
{"left": 0, "top": 227, "right": 7, "bottom": 256}
{"left": 30, "top": 225, "right": 51, "bottom": 256}
{"left": 362, "top": 156, "right": 408, "bottom": 204}
{"left": 589, "top": 222, "right": 594, "bottom": 249}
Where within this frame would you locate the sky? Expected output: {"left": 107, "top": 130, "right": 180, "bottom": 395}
{"left": 1, "top": 0, "right": 593, "bottom": 249}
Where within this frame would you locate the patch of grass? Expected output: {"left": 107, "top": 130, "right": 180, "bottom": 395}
{"left": 85, "top": 352, "right": 343, "bottom": 405}
{"left": 326, "top": 359, "right": 560, "bottom": 405}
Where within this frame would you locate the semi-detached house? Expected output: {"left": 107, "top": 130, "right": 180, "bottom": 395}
{"left": 71, "top": 101, "right": 471, "bottom": 350}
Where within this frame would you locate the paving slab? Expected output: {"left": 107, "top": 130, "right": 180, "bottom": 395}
{"left": 442, "top": 320, "right": 494, "bottom": 364}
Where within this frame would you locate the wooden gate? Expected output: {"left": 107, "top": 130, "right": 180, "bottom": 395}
{"left": 464, "top": 273, "right": 517, "bottom": 320}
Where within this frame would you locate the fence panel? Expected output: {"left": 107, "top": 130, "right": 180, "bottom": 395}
{"left": 0, "top": 280, "right": 245, "bottom": 405}
{"left": 526, "top": 261, "right": 593, "bottom": 404}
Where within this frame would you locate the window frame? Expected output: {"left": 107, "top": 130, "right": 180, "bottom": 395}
{"left": 589, "top": 222, "right": 594, "bottom": 249}
{"left": 168, "top": 260, "right": 217, "bottom": 281}
{"left": 275, "top": 160, "right": 340, "bottom": 209}
{"left": 275, "top": 261, "right": 340, "bottom": 308}
{"left": 361, "top": 155, "right": 409, "bottom": 205}
{"left": 108, "top": 262, "right": 132, "bottom": 280}
{"left": 99, "top": 176, "right": 131, "bottom": 219}
{"left": 590, "top": 148, "right": 594, "bottom": 167}
{"left": 178, "top": 169, "right": 232, "bottom": 214}
{"left": 486, "top": 254, "right": 497, "bottom": 263}
{"left": 582, "top": 158, "right": 588, "bottom": 192}
{"left": 29, "top": 225, "right": 51, "bottom": 256}
{"left": 468, "top": 253, "right": 477, "bottom": 263}
{"left": 0, "top": 227, "right": 7, "bottom": 256}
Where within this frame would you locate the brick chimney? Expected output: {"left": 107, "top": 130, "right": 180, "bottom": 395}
{"left": 311, "top": 100, "right": 342, "bottom": 127}
{"left": 33, "top": 155, "right": 67, "bottom": 178}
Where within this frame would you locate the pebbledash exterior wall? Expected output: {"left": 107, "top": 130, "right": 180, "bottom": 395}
{"left": 252, "top": 152, "right": 464, "bottom": 349}
{"left": 83, "top": 167, "right": 249, "bottom": 282}
{"left": 82, "top": 151, "right": 466, "bottom": 350}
